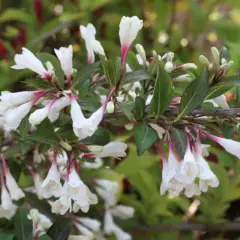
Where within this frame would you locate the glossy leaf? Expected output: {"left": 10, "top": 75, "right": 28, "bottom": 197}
{"left": 206, "top": 82, "right": 233, "bottom": 99}
{"left": 122, "top": 70, "right": 152, "bottom": 84}
{"left": 134, "top": 96, "right": 145, "bottom": 120}
{"left": 47, "top": 218, "right": 71, "bottom": 240}
{"left": 149, "top": 65, "right": 173, "bottom": 116}
{"left": 135, "top": 123, "right": 158, "bottom": 156}
{"left": 171, "top": 128, "right": 187, "bottom": 158}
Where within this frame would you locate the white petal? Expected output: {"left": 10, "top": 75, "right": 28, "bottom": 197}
{"left": 95, "top": 142, "right": 127, "bottom": 158}
{"left": 212, "top": 95, "right": 229, "bottom": 109}
{"left": 6, "top": 173, "right": 25, "bottom": 200}
{"left": 111, "top": 205, "right": 134, "bottom": 219}
{"left": 1, "top": 187, "right": 13, "bottom": 210}
{"left": 78, "top": 217, "right": 101, "bottom": 232}
{"left": 29, "top": 105, "right": 49, "bottom": 126}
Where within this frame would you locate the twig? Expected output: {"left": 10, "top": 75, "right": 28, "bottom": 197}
{"left": 28, "top": 21, "right": 75, "bottom": 46}
{"left": 129, "top": 222, "right": 240, "bottom": 234}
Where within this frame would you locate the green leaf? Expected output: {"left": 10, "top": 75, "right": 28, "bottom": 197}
{"left": 178, "top": 73, "right": 209, "bottom": 120}
{"left": 0, "top": 234, "right": 15, "bottom": 240}
{"left": 134, "top": 96, "right": 145, "bottom": 120}
{"left": 99, "top": 55, "right": 121, "bottom": 86}
{"left": 224, "top": 75, "right": 240, "bottom": 85}
{"left": 116, "top": 144, "right": 159, "bottom": 176}
{"left": 0, "top": 9, "right": 31, "bottom": 23}
{"left": 171, "top": 128, "right": 187, "bottom": 158}
{"left": 72, "top": 61, "right": 100, "bottom": 88}
{"left": 149, "top": 65, "right": 173, "bottom": 117}
{"left": 135, "top": 123, "right": 158, "bottom": 156}
{"left": 38, "top": 235, "right": 52, "bottom": 240}
{"left": 118, "top": 102, "right": 134, "bottom": 121}
{"left": 206, "top": 82, "right": 233, "bottom": 99}
{"left": 126, "top": 51, "right": 141, "bottom": 70}
{"left": 83, "top": 127, "right": 110, "bottom": 145}
{"left": 122, "top": 70, "right": 152, "bottom": 84}
{"left": 23, "top": 79, "right": 54, "bottom": 89}
{"left": 14, "top": 208, "right": 32, "bottom": 240}
{"left": 37, "top": 53, "right": 65, "bottom": 87}
{"left": 47, "top": 218, "right": 71, "bottom": 240}
{"left": 28, "top": 120, "right": 59, "bottom": 145}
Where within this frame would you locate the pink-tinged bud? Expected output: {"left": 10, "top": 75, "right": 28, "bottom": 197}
{"left": 202, "top": 131, "right": 240, "bottom": 159}
{"left": 34, "top": 0, "right": 43, "bottom": 25}
{"left": 119, "top": 16, "right": 143, "bottom": 63}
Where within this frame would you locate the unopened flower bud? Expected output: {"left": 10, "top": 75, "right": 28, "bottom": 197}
{"left": 28, "top": 209, "right": 40, "bottom": 223}
{"left": 162, "top": 52, "right": 174, "bottom": 61}
{"left": 60, "top": 140, "right": 72, "bottom": 151}
{"left": 106, "top": 101, "right": 115, "bottom": 113}
{"left": 125, "top": 123, "right": 134, "bottom": 130}
{"left": 174, "top": 74, "right": 194, "bottom": 82}
{"left": 199, "top": 55, "right": 210, "bottom": 65}
{"left": 152, "top": 50, "right": 158, "bottom": 59}
{"left": 135, "top": 44, "right": 147, "bottom": 64}
{"left": 221, "top": 58, "right": 227, "bottom": 65}
{"left": 227, "top": 60, "right": 234, "bottom": 70}
{"left": 211, "top": 47, "right": 220, "bottom": 65}
{"left": 164, "top": 61, "right": 174, "bottom": 73}
{"left": 88, "top": 145, "right": 103, "bottom": 152}
{"left": 181, "top": 63, "right": 198, "bottom": 70}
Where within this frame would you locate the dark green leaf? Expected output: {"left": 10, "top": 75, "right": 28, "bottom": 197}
{"left": 28, "top": 120, "right": 59, "bottom": 145}
{"left": 122, "top": 70, "right": 152, "bottom": 84}
{"left": 135, "top": 123, "right": 158, "bottom": 156}
{"left": 38, "top": 235, "right": 52, "bottom": 240}
{"left": 0, "top": 234, "right": 15, "bottom": 240}
{"left": 14, "top": 208, "right": 32, "bottom": 240}
{"left": 37, "top": 53, "right": 65, "bottom": 87}
{"left": 23, "top": 79, "right": 54, "bottom": 89}
{"left": 19, "top": 116, "right": 30, "bottom": 138}
{"left": 149, "top": 65, "right": 173, "bottom": 116}
{"left": 178, "top": 73, "right": 209, "bottom": 120}
{"left": 134, "top": 96, "right": 145, "bottom": 120}
{"left": 126, "top": 51, "right": 141, "bottom": 70}
{"left": 83, "top": 127, "right": 110, "bottom": 145}
{"left": 72, "top": 61, "right": 100, "bottom": 88}
{"left": 224, "top": 75, "right": 240, "bottom": 85}
{"left": 206, "top": 83, "right": 233, "bottom": 99}
{"left": 100, "top": 56, "right": 121, "bottom": 86}
{"left": 171, "top": 128, "right": 187, "bottom": 158}
{"left": 47, "top": 218, "right": 71, "bottom": 240}
{"left": 118, "top": 102, "right": 134, "bottom": 121}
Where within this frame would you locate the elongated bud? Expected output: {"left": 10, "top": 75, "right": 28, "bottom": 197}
{"left": 88, "top": 145, "right": 103, "bottom": 152}
{"left": 106, "top": 101, "right": 115, "bottom": 113}
{"left": 125, "top": 123, "right": 134, "bottom": 130}
{"left": 211, "top": 47, "right": 220, "bottom": 66}
{"left": 174, "top": 74, "right": 194, "bottom": 82}
{"left": 60, "top": 140, "right": 72, "bottom": 151}
{"left": 180, "top": 63, "right": 198, "bottom": 70}
{"left": 135, "top": 44, "right": 146, "bottom": 64}
{"left": 227, "top": 60, "right": 234, "bottom": 70}
{"left": 164, "top": 61, "right": 174, "bottom": 73}
{"left": 199, "top": 55, "right": 210, "bottom": 66}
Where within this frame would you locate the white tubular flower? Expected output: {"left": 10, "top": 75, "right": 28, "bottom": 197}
{"left": 71, "top": 98, "right": 104, "bottom": 140}
{"left": 119, "top": 16, "right": 143, "bottom": 62}
{"left": 12, "top": 48, "right": 52, "bottom": 79}
{"left": 56, "top": 150, "right": 68, "bottom": 166}
{"left": 104, "top": 210, "right": 115, "bottom": 235}
{"left": 112, "top": 224, "right": 132, "bottom": 240}
{"left": 204, "top": 132, "right": 240, "bottom": 159}
{"left": 67, "top": 168, "right": 87, "bottom": 201}
{"left": 29, "top": 105, "right": 50, "bottom": 126}
{"left": 176, "top": 146, "right": 198, "bottom": 185}
{"left": 5, "top": 172, "right": 25, "bottom": 200}
{"left": 38, "top": 213, "right": 52, "bottom": 231}
{"left": 0, "top": 91, "right": 38, "bottom": 107}
{"left": 111, "top": 205, "right": 135, "bottom": 220}
{"left": 1, "top": 187, "right": 13, "bottom": 210}
{"left": 41, "top": 163, "right": 62, "bottom": 198}
{"left": 48, "top": 96, "right": 71, "bottom": 122}
{"left": 4, "top": 102, "right": 33, "bottom": 131}
{"left": 82, "top": 157, "right": 103, "bottom": 169}
{"left": 149, "top": 123, "right": 165, "bottom": 139}
{"left": 0, "top": 204, "right": 17, "bottom": 220}
{"left": 212, "top": 95, "right": 229, "bottom": 109}
{"left": 54, "top": 45, "right": 73, "bottom": 79}
{"left": 75, "top": 223, "right": 94, "bottom": 238}
{"left": 201, "top": 144, "right": 211, "bottom": 157}
{"left": 95, "top": 179, "right": 119, "bottom": 193}
{"left": 51, "top": 195, "right": 72, "bottom": 215}
{"left": 78, "top": 217, "right": 101, "bottom": 232}
{"left": 195, "top": 152, "right": 219, "bottom": 192}
{"left": 135, "top": 44, "right": 147, "bottom": 65}
{"left": 93, "top": 142, "right": 128, "bottom": 158}
{"left": 80, "top": 23, "right": 105, "bottom": 64}
{"left": 184, "top": 183, "right": 201, "bottom": 198}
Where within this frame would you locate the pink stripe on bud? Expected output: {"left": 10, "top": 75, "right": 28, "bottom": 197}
{"left": 121, "top": 44, "right": 129, "bottom": 64}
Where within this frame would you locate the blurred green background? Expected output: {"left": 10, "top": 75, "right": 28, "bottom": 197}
{"left": 1, "top": 0, "right": 240, "bottom": 239}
